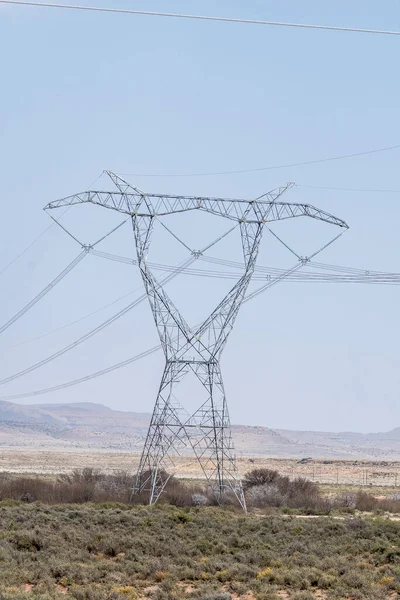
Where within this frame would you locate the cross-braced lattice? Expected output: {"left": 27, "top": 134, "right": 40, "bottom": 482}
{"left": 44, "top": 172, "right": 348, "bottom": 510}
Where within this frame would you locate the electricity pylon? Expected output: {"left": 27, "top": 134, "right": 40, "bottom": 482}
{"left": 45, "top": 173, "right": 348, "bottom": 509}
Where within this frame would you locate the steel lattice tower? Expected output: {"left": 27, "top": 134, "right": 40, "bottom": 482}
{"left": 45, "top": 173, "right": 348, "bottom": 509}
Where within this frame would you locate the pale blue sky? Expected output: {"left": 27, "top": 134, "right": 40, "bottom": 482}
{"left": 1, "top": 0, "right": 400, "bottom": 433}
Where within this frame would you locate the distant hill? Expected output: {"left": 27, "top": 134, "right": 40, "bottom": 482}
{"left": 0, "top": 401, "right": 400, "bottom": 459}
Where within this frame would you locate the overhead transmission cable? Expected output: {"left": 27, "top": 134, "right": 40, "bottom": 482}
{"left": 89, "top": 248, "right": 400, "bottom": 284}
{"left": 3, "top": 223, "right": 398, "bottom": 399}
{"left": 2, "top": 0, "right": 400, "bottom": 37}
{"left": 0, "top": 207, "right": 70, "bottom": 277}
{"left": 0, "top": 256, "right": 195, "bottom": 387}
{"left": 5, "top": 286, "right": 142, "bottom": 350}
{"left": 3, "top": 275, "right": 395, "bottom": 395}
{"left": 0, "top": 344, "right": 161, "bottom": 400}
{"left": 0, "top": 216, "right": 349, "bottom": 399}
{"left": 0, "top": 250, "right": 88, "bottom": 336}
{"left": 0, "top": 172, "right": 103, "bottom": 277}
{"left": 0, "top": 259, "right": 300, "bottom": 401}
{"left": 0, "top": 212, "right": 130, "bottom": 339}
{"left": 11, "top": 252, "right": 399, "bottom": 354}
{"left": 198, "top": 253, "right": 393, "bottom": 277}
{"left": 2, "top": 251, "right": 400, "bottom": 401}
{"left": 116, "top": 144, "right": 400, "bottom": 178}
{"left": 296, "top": 184, "right": 400, "bottom": 194}
{"left": 0, "top": 223, "right": 238, "bottom": 386}
{"left": 5, "top": 239, "right": 357, "bottom": 402}
{"left": 0, "top": 222, "right": 54, "bottom": 277}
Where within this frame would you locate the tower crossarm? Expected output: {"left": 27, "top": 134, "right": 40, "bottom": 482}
{"left": 45, "top": 191, "right": 349, "bottom": 229}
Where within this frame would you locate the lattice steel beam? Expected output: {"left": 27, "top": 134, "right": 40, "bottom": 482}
{"left": 45, "top": 187, "right": 348, "bottom": 229}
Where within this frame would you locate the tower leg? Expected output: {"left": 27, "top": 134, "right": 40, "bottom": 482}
{"left": 188, "top": 361, "right": 246, "bottom": 510}
{"left": 132, "top": 361, "right": 190, "bottom": 504}
{"left": 133, "top": 360, "right": 246, "bottom": 511}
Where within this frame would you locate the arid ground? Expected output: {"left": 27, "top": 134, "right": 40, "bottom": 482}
{"left": 2, "top": 449, "right": 400, "bottom": 490}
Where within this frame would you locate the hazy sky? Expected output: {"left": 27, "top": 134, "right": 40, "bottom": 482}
{"left": 1, "top": 0, "right": 400, "bottom": 433}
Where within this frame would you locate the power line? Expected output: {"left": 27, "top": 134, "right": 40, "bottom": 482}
{"left": 3, "top": 256, "right": 400, "bottom": 400}
{"left": 2, "top": 0, "right": 400, "bottom": 37}
{"left": 0, "top": 256, "right": 195, "bottom": 387}
{"left": 0, "top": 173, "right": 103, "bottom": 277}
{"left": 0, "top": 343, "right": 161, "bottom": 400}
{"left": 7, "top": 251, "right": 399, "bottom": 352}
{"left": 296, "top": 184, "right": 400, "bottom": 194}
{"left": 0, "top": 222, "right": 236, "bottom": 383}
{"left": 116, "top": 144, "right": 400, "bottom": 178}
{"left": 0, "top": 226, "right": 236, "bottom": 356}
{"left": 0, "top": 261, "right": 302, "bottom": 401}
{"left": 0, "top": 212, "right": 130, "bottom": 340}
{"left": 0, "top": 206, "right": 70, "bottom": 277}
{"left": 4, "top": 287, "right": 141, "bottom": 350}
{"left": 91, "top": 249, "right": 400, "bottom": 283}
{"left": 0, "top": 250, "right": 88, "bottom": 336}
{"left": 0, "top": 223, "right": 54, "bottom": 277}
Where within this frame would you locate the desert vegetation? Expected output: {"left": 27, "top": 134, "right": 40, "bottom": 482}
{"left": 1, "top": 501, "right": 400, "bottom": 599}
{"left": 0, "top": 469, "right": 400, "bottom": 599}
{"left": 1, "top": 468, "right": 400, "bottom": 514}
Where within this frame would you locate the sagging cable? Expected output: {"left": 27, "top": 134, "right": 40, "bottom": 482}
{"left": 0, "top": 249, "right": 88, "bottom": 336}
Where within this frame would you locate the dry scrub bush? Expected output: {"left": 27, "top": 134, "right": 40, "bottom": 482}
{"left": 243, "top": 468, "right": 328, "bottom": 511}
{"left": 332, "top": 491, "right": 400, "bottom": 514}
{"left": 354, "top": 491, "right": 400, "bottom": 513}
{"left": 0, "top": 469, "right": 133, "bottom": 504}
{"left": 243, "top": 468, "right": 280, "bottom": 490}
{"left": 2, "top": 468, "right": 400, "bottom": 517}
{"left": 132, "top": 469, "right": 210, "bottom": 507}
{"left": 0, "top": 469, "right": 209, "bottom": 507}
